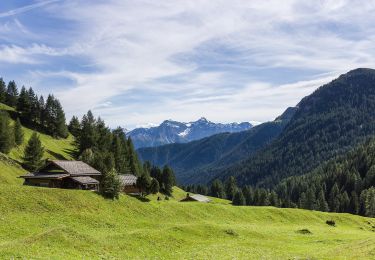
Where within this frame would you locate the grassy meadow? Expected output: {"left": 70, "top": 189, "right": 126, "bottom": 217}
{"left": 0, "top": 105, "right": 374, "bottom": 259}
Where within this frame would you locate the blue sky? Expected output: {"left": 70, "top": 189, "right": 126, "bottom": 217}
{"left": 1, "top": 0, "right": 375, "bottom": 129}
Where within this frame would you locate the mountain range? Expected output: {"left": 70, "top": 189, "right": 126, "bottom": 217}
{"left": 137, "top": 68, "right": 375, "bottom": 187}
{"left": 128, "top": 117, "right": 252, "bottom": 148}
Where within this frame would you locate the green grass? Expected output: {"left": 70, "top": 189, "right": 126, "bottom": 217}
{"left": 0, "top": 105, "right": 374, "bottom": 259}
{"left": 0, "top": 185, "right": 374, "bottom": 259}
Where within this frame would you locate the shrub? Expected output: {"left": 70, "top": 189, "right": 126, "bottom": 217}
{"left": 326, "top": 220, "right": 336, "bottom": 227}
{"left": 296, "top": 229, "right": 312, "bottom": 235}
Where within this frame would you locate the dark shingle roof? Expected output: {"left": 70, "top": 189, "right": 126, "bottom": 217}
{"left": 119, "top": 174, "right": 137, "bottom": 186}
{"left": 70, "top": 176, "right": 99, "bottom": 185}
{"left": 20, "top": 172, "right": 69, "bottom": 179}
{"left": 50, "top": 161, "right": 101, "bottom": 175}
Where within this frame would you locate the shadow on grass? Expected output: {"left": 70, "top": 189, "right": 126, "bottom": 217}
{"left": 63, "top": 147, "right": 80, "bottom": 159}
{"left": 128, "top": 194, "right": 151, "bottom": 202}
{"left": 46, "top": 150, "right": 68, "bottom": 160}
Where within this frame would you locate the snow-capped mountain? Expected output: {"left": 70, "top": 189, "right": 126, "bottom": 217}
{"left": 128, "top": 117, "right": 252, "bottom": 148}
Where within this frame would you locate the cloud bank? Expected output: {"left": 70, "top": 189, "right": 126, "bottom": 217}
{"left": 0, "top": 0, "right": 374, "bottom": 128}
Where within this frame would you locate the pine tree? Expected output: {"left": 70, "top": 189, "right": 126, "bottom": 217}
{"left": 136, "top": 173, "right": 151, "bottom": 196}
{"left": 6, "top": 80, "right": 18, "bottom": 107}
{"left": 100, "top": 168, "right": 121, "bottom": 199}
{"left": 28, "top": 87, "right": 39, "bottom": 123}
{"left": 68, "top": 116, "right": 81, "bottom": 137}
{"left": 0, "top": 112, "right": 14, "bottom": 154}
{"left": 14, "top": 118, "right": 24, "bottom": 146}
{"left": 17, "top": 86, "right": 31, "bottom": 121}
{"left": 0, "top": 78, "right": 6, "bottom": 103}
{"left": 149, "top": 178, "right": 160, "bottom": 194}
{"left": 364, "top": 187, "right": 375, "bottom": 217}
{"left": 54, "top": 99, "right": 68, "bottom": 138}
{"left": 232, "top": 190, "right": 246, "bottom": 206}
{"left": 162, "top": 166, "right": 175, "bottom": 195}
{"left": 38, "top": 96, "right": 46, "bottom": 126}
{"left": 23, "top": 132, "right": 44, "bottom": 171}
{"left": 316, "top": 190, "right": 329, "bottom": 212}
{"left": 210, "top": 179, "right": 226, "bottom": 199}
{"left": 225, "top": 176, "right": 238, "bottom": 200}
{"left": 242, "top": 186, "right": 254, "bottom": 205}
{"left": 269, "top": 191, "right": 280, "bottom": 207}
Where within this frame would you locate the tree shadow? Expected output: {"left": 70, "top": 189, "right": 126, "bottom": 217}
{"left": 128, "top": 194, "right": 151, "bottom": 202}
{"left": 63, "top": 148, "right": 79, "bottom": 159}
{"left": 46, "top": 149, "right": 68, "bottom": 160}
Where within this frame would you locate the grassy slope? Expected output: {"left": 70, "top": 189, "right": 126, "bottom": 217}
{"left": 0, "top": 185, "right": 374, "bottom": 259}
{"left": 0, "top": 104, "right": 374, "bottom": 259}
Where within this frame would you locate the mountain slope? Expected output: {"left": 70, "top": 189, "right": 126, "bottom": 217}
{"left": 129, "top": 117, "right": 252, "bottom": 148}
{"left": 0, "top": 184, "right": 374, "bottom": 259}
{"left": 220, "top": 68, "right": 375, "bottom": 187}
{"left": 138, "top": 108, "right": 294, "bottom": 184}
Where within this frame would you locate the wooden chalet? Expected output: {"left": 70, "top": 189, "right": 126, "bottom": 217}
{"left": 118, "top": 174, "right": 140, "bottom": 194}
{"left": 180, "top": 193, "right": 211, "bottom": 203}
{"left": 20, "top": 160, "right": 101, "bottom": 191}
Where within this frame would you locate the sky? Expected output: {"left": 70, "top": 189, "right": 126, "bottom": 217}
{"left": 0, "top": 0, "right": 375, "bottom": 129}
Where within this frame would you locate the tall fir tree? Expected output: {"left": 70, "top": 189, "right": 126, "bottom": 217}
{"left": 162, "top": 165, "right": 175, "bottom": 195}
{"left": 0, "top": 112, "right": 14, "bottom": 154}
{"left": 0, "top": 78, "right": 6, "bottom": 103}
{"left": 232, "top": 190, "right": 246, "bottom": 206}
{"left": 6, "top": 80, "right": 18, "bottom": 107}
{"left": 100, "top": 168, "right": 121, "bottom": 200}
{"left": 14, "top": 118, "right": 24, "bottom": 146}
{"left": 23, "top": 132, "right": 44, "bottom": 171}
{"left": 225, "top": 176, "right": 238, "bottom": 200}
{"left": 68, "top": 116, "right": 81, "bottom": 137}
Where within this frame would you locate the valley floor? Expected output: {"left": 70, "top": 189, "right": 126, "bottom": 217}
{"left": 0, "top": 181, "right": 374, "bottom": 259}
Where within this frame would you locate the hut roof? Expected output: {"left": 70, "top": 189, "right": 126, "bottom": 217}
{"left": 181, "top": 194, "right": 211, "bottom": 203}
{"left": 70, "top": 176, "right": 99, "bottom": 185}
{"left": 46, "top": 160, "right": 101, "bottom": 176}
{"left": 20, "top": 172, "right": 69, "bottom": 179}
{"left": 118, "top": 174, "right": 137, "bottom": 186}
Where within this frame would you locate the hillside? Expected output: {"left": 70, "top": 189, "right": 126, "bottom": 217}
{"left": 0, "top": 184, "right": 374, "bottom": 259}
{"left": 129, "top": 117, "right": 252, "bottom": 149}
{"left": 138, "top": 113, "right": 290, "bottom": 184}
{"left": 219, "top": 68, "right": 375, "bottom": 187}
{"left": 0, "top": 101, "right": 374, "bottom": 259}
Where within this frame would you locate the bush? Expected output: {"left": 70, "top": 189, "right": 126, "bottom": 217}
{"left": 326, "top": 220, "right": 336, "bottom": 227}
{"left": 296, "top": 229, "right": 312, "bottom": 235}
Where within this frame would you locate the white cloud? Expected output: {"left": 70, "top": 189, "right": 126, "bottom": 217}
{"left": 2, "top": 0, "right": 375, "bottom": 128}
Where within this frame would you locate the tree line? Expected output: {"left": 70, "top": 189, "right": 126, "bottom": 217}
{"left": 183, "top": 138, "right": 375, "bottom": 218}
{"left": 0, "top": 78, "right": 68, "bottom": 138}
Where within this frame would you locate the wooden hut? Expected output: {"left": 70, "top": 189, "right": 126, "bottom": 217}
{"left": 180, "top": 193, "right": 211, "bottom": 203}
{"left": 118, "top": 174, "right": 140, "bottom": 194}
{"left": 20, "top": 160, "right": 101, "bottom": 191}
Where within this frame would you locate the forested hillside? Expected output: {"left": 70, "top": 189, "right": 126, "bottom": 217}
{"left": 219, "top": 68, "right": 375, "bottom": 187}
{"left": 138, "top": 108, "right": 294, "bottom": 184}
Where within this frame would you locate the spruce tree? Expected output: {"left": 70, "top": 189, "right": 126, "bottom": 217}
{"left": 54, "top": 99, "right": 68, "bottom": 138}
{"left": 210, "top": 179, "right": 226, "bottom": 199}
{"left": 14, "top": 118, "right": 24, "bottom": 146}
{"left": 68, "top": 116, "right": 81, "bottom": 137}
{"left": 0, "top": 112, "right": 14, "bottom": 154}
{"left": 162, "top": 166, "right": 175, "bottom": 195}
{"left": 100, "top": 168, "right": 121, "bottom": 199}
{"left": 232, "top": 190, "right": 246, "bottom": 206}
{"left": 6, "top": 80, "right": 18, "bottom": 107}
{"left": 316, "top": 190, "right": 329, "bottom": 212}
{"left": 0, "top": 78, "right": 6, "bottom": 103}
{"left": 225, "top": 176, "right": 238, "bottom": 200}
{"left": 23, "top": 132, "right": 44, "bottom": 171}
{"left": 17, "top": 86, "right": 31, "bottom": 120}
{"left": 136, "top": 173, "right": 151, "bottom": 196}
{"left": 364, "top": 187, "right": 375, "bottom": 217}
{"left": 150, "top": 178, "right": 160, "bottom": 194}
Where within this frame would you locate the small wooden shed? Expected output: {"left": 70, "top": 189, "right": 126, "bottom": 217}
{"left": 180, "top": 193, "right": 211, "bottom": 203}
{"left": 118, "top": 174, "right": 140, "bottom": 194}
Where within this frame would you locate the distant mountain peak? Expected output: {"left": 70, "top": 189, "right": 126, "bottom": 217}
{"left": 129, "top": 118, "right": 253, "bottom": 148}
